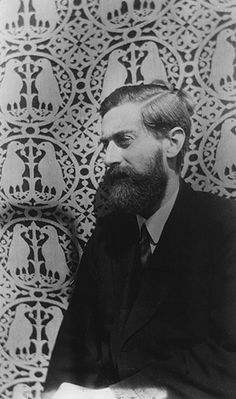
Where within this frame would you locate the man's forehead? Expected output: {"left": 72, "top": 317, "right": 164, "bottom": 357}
{"left": 101, "top": 102, "right": 142, "bottom": 135}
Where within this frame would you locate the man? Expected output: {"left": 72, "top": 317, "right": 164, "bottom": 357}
{"left": 43, "top": 81, "right": 236, "bottom": 399}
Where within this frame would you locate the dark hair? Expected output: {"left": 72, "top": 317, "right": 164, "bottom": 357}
{"left": 100, "top": 80, "right": 194, "bottom": 170}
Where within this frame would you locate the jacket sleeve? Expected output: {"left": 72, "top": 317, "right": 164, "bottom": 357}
{"left": 43, "top": 232, "right": 107, "bottom": 397}
{"left": 110, "top": 223, "right": 236, "bottom": 399}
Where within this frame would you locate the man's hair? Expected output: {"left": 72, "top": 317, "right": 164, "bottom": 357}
{"left": 100, "top": 80, "right": 194, "bottom": 170}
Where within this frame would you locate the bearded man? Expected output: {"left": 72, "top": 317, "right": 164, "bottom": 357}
{"left": 43, "top": 81, "right": 236, "bottom": 399}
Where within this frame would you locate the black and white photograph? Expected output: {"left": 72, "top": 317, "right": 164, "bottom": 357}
{"left": 0, "top": 1, "right": 235, "bottom": 398}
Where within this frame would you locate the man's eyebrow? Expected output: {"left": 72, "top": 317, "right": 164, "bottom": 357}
{"left": 99, "top": 130, "right": 136, "bottom": 143}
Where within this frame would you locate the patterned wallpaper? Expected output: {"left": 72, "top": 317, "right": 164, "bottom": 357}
{"left": 0, "top": 0, "right": 235, "bottom": 398}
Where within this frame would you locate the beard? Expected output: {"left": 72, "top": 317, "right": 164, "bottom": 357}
{"left": 102, "top": 149, "right": 168, "bottom": 215}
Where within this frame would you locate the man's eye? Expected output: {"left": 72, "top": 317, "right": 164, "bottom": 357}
{"left": 116, "top": 137, "right": 133, "bottom": 148}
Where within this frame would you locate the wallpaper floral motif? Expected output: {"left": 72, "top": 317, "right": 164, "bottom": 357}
{"left": 0, "top": 0, "right": 235, "bottom": 398}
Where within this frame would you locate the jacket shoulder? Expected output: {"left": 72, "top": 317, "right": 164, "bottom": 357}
{"left": 186, "top": 183, "right": 236, "bottom": 232}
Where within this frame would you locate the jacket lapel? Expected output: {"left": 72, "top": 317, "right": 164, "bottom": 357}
{"left": 109, "top": 214, "right": 140, "bottom": 365}
{"left": 119, "top": 182, "right": 200, "bottom": 348}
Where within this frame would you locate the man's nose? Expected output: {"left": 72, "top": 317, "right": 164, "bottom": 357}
{"left": 104, "top": 142, "right": 122, "bottom": 167}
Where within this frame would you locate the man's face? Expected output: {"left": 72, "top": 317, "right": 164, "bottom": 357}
{"left": 100, "top": 103, "right": 169, "bottom": 216}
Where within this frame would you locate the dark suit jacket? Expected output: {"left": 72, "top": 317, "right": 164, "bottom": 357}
{"left": 44, "top": 182, "right": 236, "bottom": 398}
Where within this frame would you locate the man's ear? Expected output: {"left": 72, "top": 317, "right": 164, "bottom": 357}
{"left": 165, "top": 126, "right": 185, "bottom": 159}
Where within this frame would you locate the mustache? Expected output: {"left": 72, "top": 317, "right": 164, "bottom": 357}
{"left": 104, "top": 165, "right": 136, "bottom": 181}
{"left": 103, "top": 165, "right": 153, "bottom": 190}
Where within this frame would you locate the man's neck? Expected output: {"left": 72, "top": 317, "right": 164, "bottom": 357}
{"left": 161, "top": 173, "right": 180, "bottom": 208}
{"left": 140, "top": 174, "right": 180, "bottom": 219}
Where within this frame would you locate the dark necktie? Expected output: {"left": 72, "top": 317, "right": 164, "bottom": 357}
{"left": 140, "top": 223, "right": 152, "bottom": 268}
{"left": 123, "top": 223, "right": 152, "bottom": 322}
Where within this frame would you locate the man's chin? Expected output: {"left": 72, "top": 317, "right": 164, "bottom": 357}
{"left": 107, "top": 184, "right": 145, "bottom": 214}
{"left": 104, "top": 169, "right": 168, "bottom": 215}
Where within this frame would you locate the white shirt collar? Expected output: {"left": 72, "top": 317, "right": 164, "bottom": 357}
{"left": 137, "top": 186, "right": 179, "bottom": 247}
